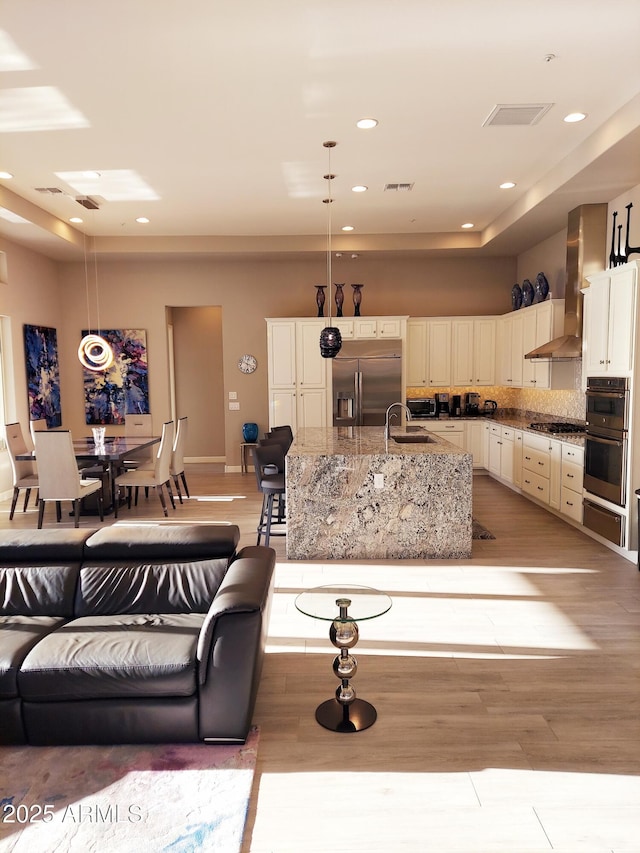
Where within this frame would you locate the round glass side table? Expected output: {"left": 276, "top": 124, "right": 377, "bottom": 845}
{"left": 295, "top": 584, "right": 392, "bottom": 733}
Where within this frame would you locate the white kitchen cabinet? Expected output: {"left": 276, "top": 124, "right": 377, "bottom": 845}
{"left": 488, "top": 424, "right": 514, "bottom": 482}
{"left": 406, "top": 319, "right": 428, "bottom": 386}
{"left": 499, "top": 312, "right": 523, "bottom": 386}
{"left": 334, "top": 318, "right": 354, "bottom": 340}
{"left": 464, "top": 420, "right": 487, "bottom": 467}
{"left": 353, "top": 316, "right": 405, "bottom": 339}
{"left": 560, "top": 443, "right": 584, "bottom": 523}
{"left": 584, "top": 262, "right": 637, "bottom": 376}
{"left": 521, "top": 432, "right": 561, "bottom": 506}
{"left": 426, "top": 420, "right": 464, "bottom": 448}
{"left": 266, "top": 319, "right": 329, "bottom": 430}
{"left": 427, "top": 320, "right": 451, "bottom": 387}
{"left": 513, "top": 430, "right": 523, "bottom": 487}
{"left": 452, "top": 318, "right": 496, "bottom": 386}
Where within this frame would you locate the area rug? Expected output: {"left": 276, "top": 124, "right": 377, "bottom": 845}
{"left": 472, "top": 518, "right": 495, "bottom": 539}
{"left": 0, "top": 727, "right": 259, "bottom": 853}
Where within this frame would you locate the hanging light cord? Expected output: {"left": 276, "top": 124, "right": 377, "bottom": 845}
{"left": 83, "top": 233, "right": 92, "bottom": 334}
{"left": 324, "top": 140, "right": 336, "bottom": 323}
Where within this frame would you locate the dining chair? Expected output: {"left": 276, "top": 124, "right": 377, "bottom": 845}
{"left": 170, "top": 416, "right": 190, "bottom": 503}
{"left": 123, "top": 413, "right": 155, "bottom": 470}
{"left": 114, "top": 420, "right": 176, "bottom": 517}
{"left": 33, "top": 430, "right": 103, "bottom": 528}
{"left": 5, "top": 422, "right": 40, "bottom": 519}
{"left": 28, "top": 418, "right": 48, "bottom": 451}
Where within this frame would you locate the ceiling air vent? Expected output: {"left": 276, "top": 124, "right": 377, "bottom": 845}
{"left": 384, "top": 183, "right": 414, "bottom": 192}
{"left": 483, "top": 103, "right": 554, "bottom": 127}
{"left": 35, "top": 187, "right": 66, "bottom": 195}
{"left": 76, "top": 195, "right": 100, "bottom": 210}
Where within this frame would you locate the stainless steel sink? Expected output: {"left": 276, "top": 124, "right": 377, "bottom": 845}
{"left": 392, "top": 434, "right": 435, "bottom": 443}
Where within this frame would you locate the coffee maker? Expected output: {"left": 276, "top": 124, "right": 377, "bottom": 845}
{"left": 464, "top": 392, "right": 480, "bottom": 416}
{"left": 435, "top": 392, "right": 450, "bottom": 418}
{"left": 451, "top": 394, "right": 462, "bottom": 417}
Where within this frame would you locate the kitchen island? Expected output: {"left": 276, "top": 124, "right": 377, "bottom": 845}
{"left": 285, "top": 426, "right": 472, "bottom": 560}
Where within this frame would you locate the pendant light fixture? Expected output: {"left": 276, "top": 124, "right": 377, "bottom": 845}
{"left": 319, "top": 140, "right": 343, "bottom": 358}
{"left": 77, "top": 231, "right": 115, "bottom": 372}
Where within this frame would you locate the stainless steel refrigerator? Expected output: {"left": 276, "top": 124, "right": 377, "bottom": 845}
{"left": 332, "top": 339, "right": 403, "bottom": 426}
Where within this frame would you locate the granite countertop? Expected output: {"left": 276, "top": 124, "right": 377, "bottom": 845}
{"left": 413, "top": 414, "right": 586, "bottom": 448}
{"left": 288, "top": 426, "right": 469, "bottom": 457}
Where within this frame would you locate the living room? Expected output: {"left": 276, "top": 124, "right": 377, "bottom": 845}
{"left": 1, "top": 2, "right": 640, "bottom": 850}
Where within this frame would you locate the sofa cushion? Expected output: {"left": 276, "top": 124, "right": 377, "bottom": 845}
{"left": 0, "top": 616, "right": 67, "bottom": 698}
{"left": 1, "top": 565, "right": 81, "bottom": 617}
{"left": 83, "top": 524, "right": 240, "bottom": 560}
{"left": 18, "top": 613, "right": 204, "bottom": 701}
{"left": 75, "top": 559, "right": 229, "bottom": 615}
{"left": 0, "top": 529, "right": 93, "bottom": 563}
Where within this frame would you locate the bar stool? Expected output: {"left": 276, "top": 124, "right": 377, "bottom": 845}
{"left": 251, "top": 444, "right": 286, "bottom": 546}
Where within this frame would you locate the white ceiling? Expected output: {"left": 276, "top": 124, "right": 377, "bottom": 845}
{"left": 1, "top": 0, "right": 639, "bottom": 260}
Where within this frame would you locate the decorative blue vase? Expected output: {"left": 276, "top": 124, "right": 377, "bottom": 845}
{"left": 242, "top": 422, "right": 259, "bottom": 442}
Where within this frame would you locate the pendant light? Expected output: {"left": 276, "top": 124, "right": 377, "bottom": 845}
{"left": 319, "top": 140, "right": 343, "bottom": 358}
{"left": 77, "top": 232, "right": 114, "bottom": 372}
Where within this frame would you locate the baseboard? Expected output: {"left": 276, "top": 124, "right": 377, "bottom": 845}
{"left": 184, "top": 456, "right": 226, "bottom": 464}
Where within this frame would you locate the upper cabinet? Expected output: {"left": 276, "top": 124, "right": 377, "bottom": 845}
{"left": 499, "top": 300, "right": 571, "bottom": 389}
{"left": 406, "top": 319, "right": 451, "bottom": 387}
{"left": 452, "top": 318, "right": 496, "bottom": 386}
{"left": 353, "top": 317, "right": 406, "bottom": 339}
{"left": 583, "top": 262, "right": 637, "bottom": 377}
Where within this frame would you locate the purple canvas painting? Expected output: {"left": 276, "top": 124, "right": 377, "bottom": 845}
{"left": 23, "top": 324, "right": 62, "bottom": 428}
{"left": 83, "top": 328, "right": 149, "bottom": 424}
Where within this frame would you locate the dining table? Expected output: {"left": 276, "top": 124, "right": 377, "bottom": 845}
{"left": 17, "top": 434, "right": 160, "bottom": 515}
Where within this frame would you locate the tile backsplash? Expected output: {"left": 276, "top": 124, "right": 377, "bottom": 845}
{"left": 406, "top": 360, "right": 586, "bottom": 421}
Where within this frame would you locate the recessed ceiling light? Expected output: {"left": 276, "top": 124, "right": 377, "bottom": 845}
{"left": 356, "top": 118, "right": 378, "bottom": 129}
{"left": 0, "top": 171, "right": 13, "bottom": 180}
{"left": 69, "top": 216, "right": 83, "bottom": 223}
{"left": 461, "top": 222, "right": 474, "bottom": 229}
{"left": 136, "top": 217, "right": 150, "bottom": 224}
{"left": 499, "top": 181, "right": 516, "bottom": 189}
{"left": 342, "top": 225, "right": 354, "bottom": 231}
{"left": 351, "top": 185, "right": 368, "bottom": 193}
{"left": 563, "top": 112, "right": 587, "bottom": 123}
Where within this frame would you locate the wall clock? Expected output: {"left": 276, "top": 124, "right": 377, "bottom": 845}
{"left": 238, "top": 354, "right": 257, "bottom": 374}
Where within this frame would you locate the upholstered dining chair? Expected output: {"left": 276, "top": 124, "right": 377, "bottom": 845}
{"left": 123, "top": 413, "right": 154, "bottom": 470}
{"left": 114, "top": 420, "right": 175, "bottom": 517}
{"left": 28, "top": 418, "right": 48, "bottom": 451}
{"left": 170, "top": 416, "right": 189, "bottom": 503}
{"left": 33, "top": 429, "right": 103, "bottom": 528}
{"left": 5, "top": 422, "right": 40, "bottom": 519}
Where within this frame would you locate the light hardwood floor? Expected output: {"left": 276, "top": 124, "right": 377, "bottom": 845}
{"left": 2, "top": 467, "right": 640, "bottom": 852}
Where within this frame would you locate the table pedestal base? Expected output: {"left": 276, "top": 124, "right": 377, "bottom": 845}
{"left": 315, "top": 697, "right": 377, "bottom": 733}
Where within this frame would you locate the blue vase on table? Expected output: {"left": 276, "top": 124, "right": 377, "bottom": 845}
{"left": 242, "top": 422, "right": 259, "bottom": 442}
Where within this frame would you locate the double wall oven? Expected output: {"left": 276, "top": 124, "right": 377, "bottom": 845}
{"left": 583, "top": 376, "right": 629, "bottom": 545}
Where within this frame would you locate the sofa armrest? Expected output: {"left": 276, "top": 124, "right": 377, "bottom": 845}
{"left": 196, "top": 545, "right": 275, "bottom": 742}
{"left": 197, "top": 546, "right": 275, "bottom": 685}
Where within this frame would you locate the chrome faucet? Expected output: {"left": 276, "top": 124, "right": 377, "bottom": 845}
{"left": 384, "top": 402, "right": 411, "bottom": 440}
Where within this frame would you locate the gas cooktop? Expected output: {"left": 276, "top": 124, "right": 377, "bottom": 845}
{"left": 528, "top": 421, "right": 586, "bottom": 435}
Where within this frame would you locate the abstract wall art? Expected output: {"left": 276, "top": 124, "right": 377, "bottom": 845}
{"left": 23, "top": 324, "right": 62, "bottom": 427}
{"left": 82, "top": 328, "right": 149, "bottom": 424}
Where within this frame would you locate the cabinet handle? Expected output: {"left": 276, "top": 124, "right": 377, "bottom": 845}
{"left": 525, "top": 455, "right": 532, "bottom": 461}
{"left": 537, "top": 486, "right": 544, "bottom": 491}
{"left": 566, "top": 473, "right": 574, "bottom": 479}
{"left": 538, "top": 461, "right": 544, "bottom": 466}
{"left": 599, "top": 359, "right": 605, "bottom": 364}
{"left": 524, "top": 479, "right": 531, "bottom": 485}
{"left": 566, "top": 500, "right": 574, "bottom": 506}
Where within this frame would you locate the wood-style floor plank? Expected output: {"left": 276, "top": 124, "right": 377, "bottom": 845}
{"left": 2, "top": 466, "right": 639, "bottom": 851}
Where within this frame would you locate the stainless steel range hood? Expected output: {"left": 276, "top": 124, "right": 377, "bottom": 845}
{"left": 525, "top": 203, "right": 607, "bottom": 360}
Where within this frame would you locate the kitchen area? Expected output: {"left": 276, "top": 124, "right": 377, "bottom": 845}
{"left": 267, "top": 207, "right": 640, "bottom": 565}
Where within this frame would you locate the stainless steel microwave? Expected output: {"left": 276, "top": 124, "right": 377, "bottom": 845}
{"left": 406, "top": 398, "right": 437, "bottom": 419}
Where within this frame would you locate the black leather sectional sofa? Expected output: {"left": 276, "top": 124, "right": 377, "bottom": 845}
{"left": 0, "top": 524, "right": 275, "bottom": 745}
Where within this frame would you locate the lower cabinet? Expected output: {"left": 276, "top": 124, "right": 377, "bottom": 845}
{"left": 560, "top": 444, "right": 584, "bottom": 523}
{"left": 488, "top": 424, "right": 514, "bottom": 483}
{"left": 464, "top": 421, "right": 488, "bottom": 467}
{"left": 269, "top": 388, "right": 328, "bottom": 431}
{"left": 426, "top": 420, "right": 464, "bottom": 448}
{"left": 521, "top": 433, "right": 561, "bottom": 508}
